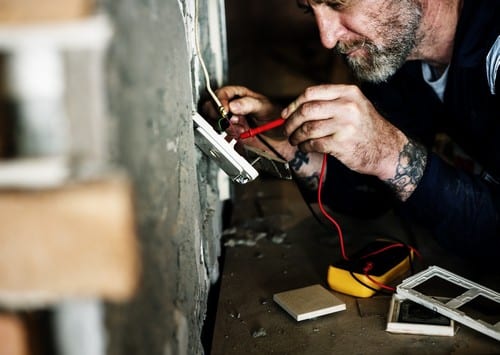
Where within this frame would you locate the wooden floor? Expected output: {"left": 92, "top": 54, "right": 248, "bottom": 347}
{"left": 211, "top": 177, "right": 500, "bottom": 354}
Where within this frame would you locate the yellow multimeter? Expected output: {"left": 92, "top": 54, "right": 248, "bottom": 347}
{"left": 327, "top": 239, "right": 415, "bottom": 298}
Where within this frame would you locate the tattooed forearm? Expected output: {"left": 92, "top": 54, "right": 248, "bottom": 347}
{"left": 289, "top": 150, "right": 321, "bottom": 190}
{"left": 288, "top": 150, "right": 321, "bottom": 190}
{"left": 300, "top": 173, "right": 320, "bottom": 190}
{"left": 289, "top": 151, "right": 310, "bottom": 171}
{"left": 385, "top": 139, "right": 427, "bottom": 201}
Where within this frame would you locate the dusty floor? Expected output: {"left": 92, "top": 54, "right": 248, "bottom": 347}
{"left": 210, "top": 177, "right": 500, "bottom": 354}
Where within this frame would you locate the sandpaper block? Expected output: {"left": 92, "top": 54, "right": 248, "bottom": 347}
{"left": 273, "top": 284, "right": 346, "bottom": 321}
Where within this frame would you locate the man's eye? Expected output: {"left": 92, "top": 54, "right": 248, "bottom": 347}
{"left": 301, "top": 5, "right": 313, "bottom": 14}
{"left": 326, "top": 0, "right": 350, "bottom": 10}
{"left": 297, "top": 0, "right": 347, "bottom": 14}
{"left": 296, "top": 2, "right": 313, "bottom": 14}
{"left": 329, "top": 4, "right": 345, "bottom": 10}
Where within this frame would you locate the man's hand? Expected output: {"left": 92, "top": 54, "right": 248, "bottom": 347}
{"left": 201, "top": 85, "right": 297, "bottom": 160}
{"left": 282, "top": 84, "right": 408, "bottom": 180}
{"left": 201, "top": 85, "right": 325, "bottom": 187}
{"left": 201, "top": 86, "right": 283, "bottom": 140}
{"left": 281, "top": 84, "right": 427, "bottom": 200}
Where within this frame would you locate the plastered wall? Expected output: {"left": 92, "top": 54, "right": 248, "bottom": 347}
{"left": 102, "top": 0, "right": 226, "bottom": 353}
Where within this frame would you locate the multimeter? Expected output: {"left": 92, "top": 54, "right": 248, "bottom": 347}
{"left": 327, "top": 239, "right": 414, "bottom": 298}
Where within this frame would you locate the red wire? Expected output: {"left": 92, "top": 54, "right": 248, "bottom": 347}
{"left": 362, "top": 262, "right": 395, "bottom": 291}
{"left": 363, "top": 263, "right": 396, "bottom": 291}
{"left": 316, "top": 152, "right": 422, "bottom": 293}
{"left": 360, "top": 242, "right": 421, "bottom": 292}
{"left": 317, "top": 153, "right": 349, "bottom": 260}
{"left": 365, "top": 273, "right": 397, "bottom": 292}
{"left": 360, "top": 243, "right": 406, "bottom": 259}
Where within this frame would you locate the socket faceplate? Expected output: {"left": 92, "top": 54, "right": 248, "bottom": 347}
{"left": 193, "top": 112, "right": 258, "bottom": 184}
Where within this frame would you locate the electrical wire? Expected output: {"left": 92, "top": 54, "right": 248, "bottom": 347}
{"left": 347, "top": 240, "right": 419, "bottom": 294}
{"left": 257, "top": 136, "right": 423, "bottom": 294}
{"left": 317, "top": 153, "right": 349, "bottom": 260}
{"left": 349, "top": 271, "right": 390, "bottom": 294}
{"left": 364, "top": 267, "right": 397, "bottom": 292}
{"left": 315, "top": 153, "right": 423, "bottom": 294}
{"left": 194, "top": 0, "right": 228, "bottom": 118}
{"left": 360, "top": 242, "right": 422, "bottom": 261}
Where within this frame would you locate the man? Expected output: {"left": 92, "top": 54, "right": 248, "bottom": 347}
{"left": 204, "top": 0, "right": 499, "bottom": 260}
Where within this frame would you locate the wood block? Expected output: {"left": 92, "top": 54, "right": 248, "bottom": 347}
{"left": 273, "top": 284, "right": 346, "bottom": 321}
{"left": 0, "top": 313, "right": 29, "bottom": 355}
{"left": 0, "top": 0, "right": 94, "bottom": 24}
{"left": 0, "top": 177, "right": 140, "bottom": 309}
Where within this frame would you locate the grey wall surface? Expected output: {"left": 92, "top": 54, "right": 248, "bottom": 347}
{"left": 101, "top": 0, "right": 225, "bottom": 354}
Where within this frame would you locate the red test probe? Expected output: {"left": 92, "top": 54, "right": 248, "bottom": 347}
{"left": 239, "top": 117, "right": 286, "bottom": 139}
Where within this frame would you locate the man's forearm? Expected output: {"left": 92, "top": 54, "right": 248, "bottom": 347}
{"left": 287, "top": 149, "right": 324, "bottom": 190}
{"left": 385, "top": 138, "right": 428, "bottom": 201}
{"left": 271, "top": 134, "right": 427, "bottom": 202}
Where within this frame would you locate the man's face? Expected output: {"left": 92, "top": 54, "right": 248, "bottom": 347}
{"left": 299, "top": 0, "right": 423, "bottom": 83}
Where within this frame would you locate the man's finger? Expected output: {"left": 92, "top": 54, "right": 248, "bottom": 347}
{"left": 281, "top": 84, "right": 355, "bottom": 118}
{"left": 283, "top": 99, "right": 346, "bottom": 137}
{"left": 216, "top": 85, "right": 262, "bottom": 101}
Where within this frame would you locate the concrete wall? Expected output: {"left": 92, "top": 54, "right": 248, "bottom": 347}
{"left": 101, "top": 0, "right": 226, "bottom": 354}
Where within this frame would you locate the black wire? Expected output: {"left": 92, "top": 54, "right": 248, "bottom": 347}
{"left": 372, "top": 235, "right": 419, "bottom": 275}
{"left": 345, "top": 238, "right": 417, "bottom": 294}
{"left": 255, "top": 134, "right": 286, "bottom": 161}
{"left": 349, "top": 271, "right": 393, "bottom": 296}
{"left": 257, "top": 133, "right": 337, "bottom": 234}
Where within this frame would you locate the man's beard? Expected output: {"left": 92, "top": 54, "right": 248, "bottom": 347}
{"left": 336, "top": 1, "right": 422, "bottom": 83}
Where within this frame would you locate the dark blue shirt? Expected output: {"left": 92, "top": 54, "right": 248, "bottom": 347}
{"left": 323, "top": 0, "right": 500, "bottom": 259}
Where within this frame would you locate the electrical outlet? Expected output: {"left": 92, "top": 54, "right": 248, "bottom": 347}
{"left": 192, "top": 111, "right": 258, "bottom": 184}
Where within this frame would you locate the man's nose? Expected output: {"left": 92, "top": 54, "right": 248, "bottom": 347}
{"left": 314, "top": 5, "right": 347, "bottom": 49}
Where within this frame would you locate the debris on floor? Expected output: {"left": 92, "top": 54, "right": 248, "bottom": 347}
{"left": 222, "top": 217, "right": 288, "bottom": 248}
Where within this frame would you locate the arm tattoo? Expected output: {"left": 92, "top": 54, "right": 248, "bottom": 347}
{"left": 302, "top": 173, "right": 320, "bottom": 190}
{"left": 290, "top": 151, "right": 320, "bottom": 190}
{"left": 289, "top": 151, "right": 310, "bottom": 171}
{"left": 386, "top": 139, "right": 427, "bottom": 201}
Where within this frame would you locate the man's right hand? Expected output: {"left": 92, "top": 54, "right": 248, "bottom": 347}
{"left": 201, "top": 86, "right": 283, "bottom": 141}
